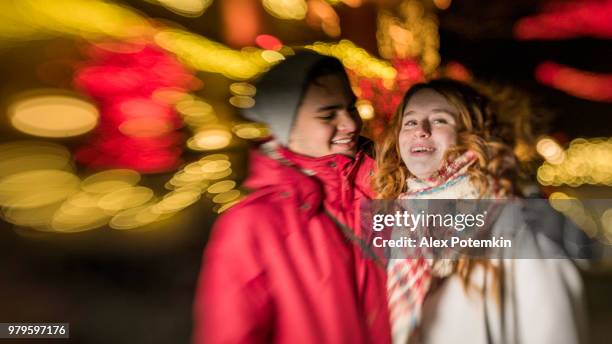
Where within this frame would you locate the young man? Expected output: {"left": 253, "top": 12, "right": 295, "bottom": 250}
{"left": 192, "top": 51, "right": 391, "bottom": 343}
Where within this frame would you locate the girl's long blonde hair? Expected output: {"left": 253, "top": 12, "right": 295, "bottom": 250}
{"left": 374, "top": 79, "right": 519, "bottom": 295}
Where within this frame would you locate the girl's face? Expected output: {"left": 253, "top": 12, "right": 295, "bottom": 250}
{"left": 288, "top": 74, "right": 361, "bottom": 158}
{"left": 398, "top": 89, "right": 458, "bottom": 179}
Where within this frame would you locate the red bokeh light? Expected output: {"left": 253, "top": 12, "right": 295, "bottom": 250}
{"left": 535, "top": 61, "right": 612, "bottom": 102}
{"left": 514, "top": 0, "right": 612, "bottom": 40}
{"left": 255, "top": 34, "right": 283, "bottom": 51}
{"left": 74, "top": 42, "right": 200, "bottom": 173}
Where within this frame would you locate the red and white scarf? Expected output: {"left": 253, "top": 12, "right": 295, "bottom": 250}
{"left": 388, "top": 151, "right": 478, "bottom": 344}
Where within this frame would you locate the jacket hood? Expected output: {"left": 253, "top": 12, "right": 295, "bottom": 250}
{"left": 241, "top": 50, "right": 343, "bottom": 145}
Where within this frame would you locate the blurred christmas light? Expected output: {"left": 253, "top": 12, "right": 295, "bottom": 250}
{"left": 212, "top": 190, "right": 241, "bottom": 204}
{"left": 0, "top": 0, "right": 152, "bottom": 41}
{"left": 444, "top": 61, "right": 472, "bottom": 82}
{"left": 110, "top": 203, "right": 163, "bottom": 230}
{"left": 152, "top": 189, "right": 201, "bottom": 214}
{"left": 537, "top": 137, "right": 612, "bottom": 186}
{"left": 230, "top": 82, "right": 257, "bottom": 97}
{"left": 65, "top": 191, "right": 104, "bottom": 208}
{"left": 119, "top": 118, "right": 174, "bottom": 138}
{"left": 188, "top": 129, "right": 232, "bottom": 151}
{"left": 307, "top": 0, "right": 341, "bottom": 37}
{"left": 97, "top": 186, "right": 155, "bottom": 212}
{"left": 176, "top": 99, "right": 215, "bottom": 116}
{"left": 307, "top": 40, "right": 396, "bottom": 80}
{"left": 377, "top": 0, "right": 440, "bottom": 74}
{"left": 356, "top": 99, "right": 375, "bottom": 120}
{"left": 535, "top": 61, "right": 612, "bottom": 102}
{"left": 548, "top": 192, "right": 598, "bottom": 237}
{"left": 255, "top": 34, "right": 283, "bottom": 51}
{"left": 536, "top": 137, "right": 565, "bottom": 165}
{"left": 200, "top": 160, "right": 231, "bottom": 173}
{"left": 152, "top": 88, "right": 193, "bottom": 105}
{"left": 207, "top": 180, "right": 237, "bottom": 194}
{"left": 3, "top": 202, "right": 63, "bottom": 229}
{"left": 221, "top": 0, "right": 262, "bottom": 47}
{"left": 203, "top": 169, "right": 233, "bottom": 180}
{"left": 51, "top": 201, "right": 110, "bottom": 233}
{"left": 261, "top": 50, "right": 286, "bottom": 63}
{"left": 433, "top": 0, "right": 452, "bottom": 10}
{"left": 201, "top": 153, "right": 230, "bottom": 161}
{"left": 155, "top": 0, "right": 213, "bottom": 17}
{"left": 548, "top": 192, "right": 574, "bottom": 212}
{"left": 75, "top": 43, "right": 194, "bottom": 173}
{"left": 9, "top": 94, "right": 99, "bottom": 138}
{"left": 81, "top": 169, "right": 141, "bottom": 194}
{"left": 0, "top": 141, "right": 73, "bottom": 179}
{"left": 154, "top": 29, "right": 273, "bottom": 80}
{"left": 514, "top": 0, "right": 612, "bottom": 40}
{"left": 0, "top": 169, "right": 79, "bottom": 207}
{"left": 229, "top": 95, "right": 256, "bottom": 108}
{"left": 263, "top": 0, "right": 308, "bottom": 20}
{"left": 232, "top": 123, "right": 269, "bottom": 140}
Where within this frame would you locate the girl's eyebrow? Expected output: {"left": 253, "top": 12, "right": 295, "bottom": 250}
{"left": 403, "top": 108, "right": 455, "bottom": 116}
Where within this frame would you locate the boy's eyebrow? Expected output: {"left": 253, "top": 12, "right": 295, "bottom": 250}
{"left": 316, "top": 104, "right": 344, "bottom": 112}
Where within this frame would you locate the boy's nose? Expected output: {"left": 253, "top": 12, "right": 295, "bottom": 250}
{"left": 337, "top": 111, "right": 359, "bottom": 133}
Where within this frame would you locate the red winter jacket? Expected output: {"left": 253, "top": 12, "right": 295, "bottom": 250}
{"left": 193, "top": 143, "right": 391, "bottom": 344}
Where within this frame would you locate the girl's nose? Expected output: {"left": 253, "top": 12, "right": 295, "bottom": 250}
{"left": 414, "top": 121, "right": 431, "bottom": 138}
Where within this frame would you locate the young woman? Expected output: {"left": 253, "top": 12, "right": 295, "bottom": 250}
{"left": 193, "top": 51, "right": 391, "bottom": 343}
{"left": 374, "top": 79, "right": 585, "bottom": 344}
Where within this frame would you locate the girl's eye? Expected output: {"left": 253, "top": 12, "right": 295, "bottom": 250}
{"left": 404, "top": 120, "right": 417, "bottom": 127}
{"left": 432, "top": 118, "right": 448, "bottom": 125}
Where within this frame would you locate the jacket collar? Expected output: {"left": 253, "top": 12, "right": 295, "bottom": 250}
{"left": 243, "top": 140, "right": 373, "bottom": 216}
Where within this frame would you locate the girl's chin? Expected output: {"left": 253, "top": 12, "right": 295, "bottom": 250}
{"left": 406, "top": 166, "right": 440, "bottom": 180}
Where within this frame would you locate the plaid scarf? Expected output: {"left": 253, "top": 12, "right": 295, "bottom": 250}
{"left": 388, "top": 151, "right": 478, "bottom": 344}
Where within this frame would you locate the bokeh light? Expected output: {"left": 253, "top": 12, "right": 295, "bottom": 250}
{"left": 81, "top": 169, "right": 141, "bottom": 194}
{"left": 232, "top": 123, "right": 270, "bottom": 140}
{"left": 537, "top": 137, "right": 612, "bottom": 186}
{"left": 356, "top": 99, "right": 375, "bottom": 120}
{"left": 155, "top": 0, "right": 213, "bottom": 17}
{"left": 536, "top": 137, "right": 565, "bottom": 165}
{"left": 188, "top": 129, "right": 232, "bottom": 151}
{"left": 0, "top": 169, "right": 80, "bottom": 208}
{"left": 97, "top": 186, "right": 155, "bottom": 212}
{"left": 229, "top": 82, "right": 257, "bottom": 97}
{"left": 262, "top": 0, "right": 308, "bottom": 20}
{"left": 0, "top": 141, "right": 73, "bottom": 179}
{"left": 9, "top": 94, "right": 99, "bottom": 138}
{"left": 207, "top": 180, "right": 237, "bottom": 194}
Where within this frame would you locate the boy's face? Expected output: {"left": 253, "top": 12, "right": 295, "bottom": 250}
{"left": 288, "top": 74, "right": 361, "bottom": 158}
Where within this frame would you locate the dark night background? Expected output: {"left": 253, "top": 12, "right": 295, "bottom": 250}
{"left": 1, "top": 0, "right": 610, "bottom": 343}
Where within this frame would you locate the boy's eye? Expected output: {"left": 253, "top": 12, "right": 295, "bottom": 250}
{"left": 318, "top": 113, "right": 335, "bottom": 120}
